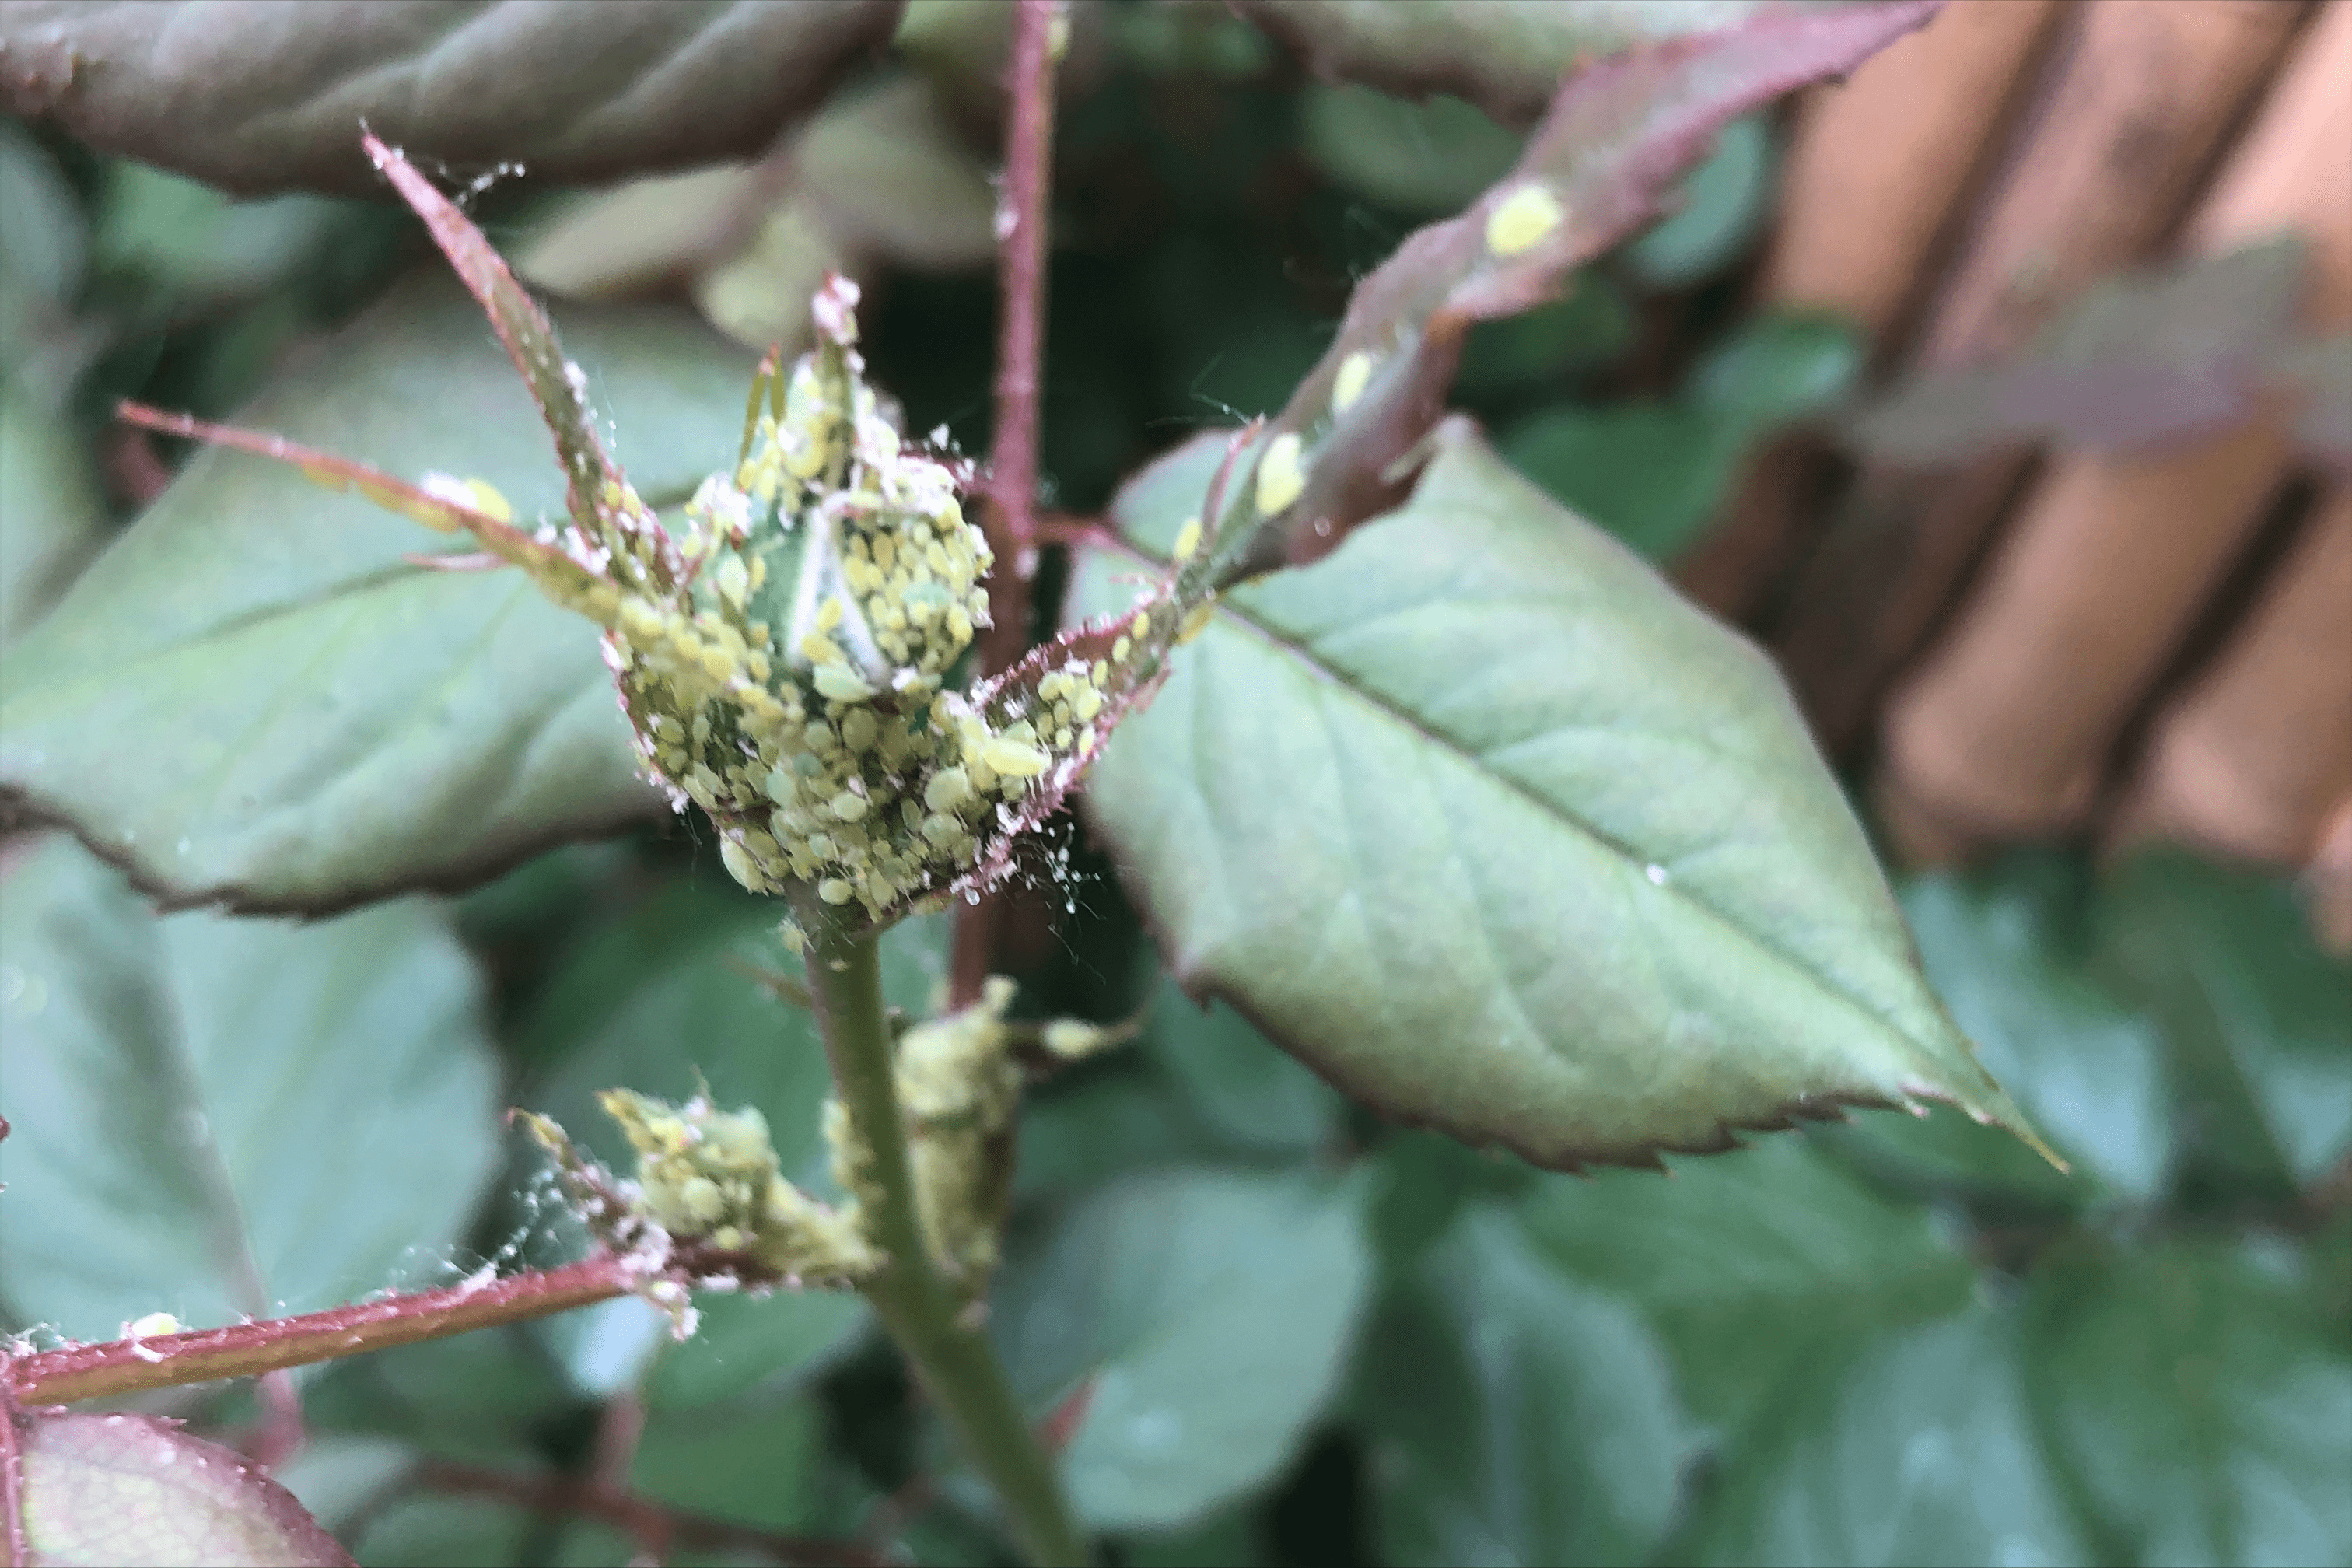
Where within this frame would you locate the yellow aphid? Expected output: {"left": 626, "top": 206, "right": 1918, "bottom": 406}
{"left": 1178, "top": 602, "right": 1216, "bottom": 645}
{"left": 925, "top": 767, "right": 973, "bottom": 813}
{"left": 1171, "top": 516, "right": 1204, "bottom": 561}
{"left": 1486, "top": 184, "right": 1564, "bottom": 259}
{"left": 814, "top": 665, "right": 874, "bottom": 702}
{"left": 714, "top": 554, "right": 750, "bottom": 607}
{"left": 816, "top": 597, "right": 844, "bottom": 632}
{"left": 800, "top": 632, "right": 846, "bottom": 666}
{"left": 1332, "top": 351, "right": 1374, "bottom": 415}
{"left": 128, "top": 1312, "right": 182, "bottom": 1339}
{"left": 1255, "top": 432, "right": 1305, "bottom": 515}
{"left": 461, "top": 478, "right": 513, "bottom": 523}
{"left": 982, "top": 738, "right": 1052, "bottom": 779}
{"left": 818, "top": 877, "right": 856, "bottom": 905}
{"left": 719, "top": 837, "right": 761, "bottom": 891}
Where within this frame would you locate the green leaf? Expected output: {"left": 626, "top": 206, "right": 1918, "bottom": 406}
{"left": 1010, "top": 1063, "right": 1230, "bottom": 1205}
{"left": 0, "top": 121, "right": 86, "bottom": 308}
{"left": 1074, "top": 422, "right": 2040, "bottom": 1171}
{"left": 1298, "top": 85, "right": 1522, "bottom": 216}
{"left": 14, "top": 1409, "right": 355, "bottom": 1567}
{"left": 628, "top": 1396, "right": 828, "bottom": 1535}
{"left": 544, "top": 1282, "right": 867, "bottom": 1414}
{"left": 1497, "top": 311, "right": 1860, "bottom": 562}
{"left": 990, "top": 1169, "right": 1374, "bottom": 1531}
{"left": 1367, "top": 1129, "right": 1535, "bottom": 1277}
{"left": 1823, "top": 856, "right": 2168, "bottom": 1205}
{"left": 1623, "top": 114, "right": 1776, "bottom": 288}
{"left": 300, "top": 1328, "right": 577, "bottom": 1466}
{"left": 1, "top": 1, "right": 903, "bottom": 195}
{"left": 0, "top": 835, "right": 500, "bottom": 1342}
{"left": 1118, "top": 1510, "right": 1270, "bottom": 1568}
{"left": 1678, "top": 1307, "right": 2093, "bottom": 1566}
{"left": 350, "top": 1495, "right": 532, "bottom": 1568}
{"left": 0, "top": 273, "right": 764, "bottom": 914}
{"left": 271, "top": 1435, "right": 420, "bottom": 1541}
{"left": 0, "top": 385, "right": 107, "bottom": 643}
{"left": 1516, "top": 1134, "right": 1976, "bottom": 1430}
{"left": 1496, "top": 402, "right": 1741, "bottom": 561}
{"left": 644, "top": 1286, "right": 869, "bottom": 1411}
{"left": 94, "top": 161, "right": 370, "bottom": 308}
{"left": 2098, "top": 849, "right": 2352, "bottom": 1188}
{"left": 1451, "top": 280, "right": 1638, "bottom": 400}
{"left": 1237, "top": 1, "right": 1859, "bottom": 128}
{"left": 2025, "top": 1242, "right": 2352, "bottom": 1568}
{"left": 1689, "top": 310, "right": 1864, "bottom": 429}
{"left": 1144, "top": 975, "right": 1343, "bottom": 1158}
{"left": 1356, "top": 1206, "right": 1698, "bottom": 1568}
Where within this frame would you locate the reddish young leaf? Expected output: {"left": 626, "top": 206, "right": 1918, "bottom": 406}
{"left": 113, "top": 401, "right": 607, "bottom": 604}
{"left": 1207, "top": 2, "right": 1942, "bottom": 583}
{"left": 9, "top": 1409, "right": 353, "bottom": 1567}
{"left": 362, "top": 133, "right": 683, "bottom": 595}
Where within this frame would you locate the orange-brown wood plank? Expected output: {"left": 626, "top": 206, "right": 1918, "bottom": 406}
{"left": 1681, "top": 0, "right": 2063, "bottom": 620}
{"left": 1878, "top": 0, "right": 2350, "bottom": 859}
{"left": 2113, "top": 488, "right": 2352, "bottom": 865}
{"left": 1769, "top": 0, "right": 2311, "bottom": 755}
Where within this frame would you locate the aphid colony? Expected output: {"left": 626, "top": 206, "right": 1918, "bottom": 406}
{"left": 593, "top": 281, "right": 1123, "bottom": 926}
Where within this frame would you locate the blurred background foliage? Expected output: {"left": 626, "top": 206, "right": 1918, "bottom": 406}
{"left": 1, "top": 2, "right": 2347, "bottom": 1566}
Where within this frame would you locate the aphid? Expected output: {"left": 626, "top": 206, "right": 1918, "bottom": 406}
{"left": 1485, "top": 183, "right": 1564, "bottom": 259}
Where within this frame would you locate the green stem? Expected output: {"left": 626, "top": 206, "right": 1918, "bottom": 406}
{"left": 801, "top": 915, "right": 1087, "bottom": 1568}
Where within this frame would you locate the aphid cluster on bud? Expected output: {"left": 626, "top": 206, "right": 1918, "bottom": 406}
{"left": 586, "top": 277, "right": 1126, "bottom": 922}
{"left": 596, "top": 1089, "right": 877, "bottom": 1283}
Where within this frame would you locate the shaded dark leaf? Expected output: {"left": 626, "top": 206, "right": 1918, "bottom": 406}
{"left": 2098, "top": 850, "right": 2352, "bottom": 1189}
{"left": 1675, "top": 1307, "right": 2093, "bottom": 1566}
{"left": 1822, "top": 856, "right": 2168, "bottom": 1206}
{"left": 1622, "top": 112, "right": 1776, "bottom": 289}
{"left": 1356, "top": 1206, "right": 1698, "bottom": 1568}
{"left": 1297, "top": 84, "right": 1521, "bottom": 217}
{"left": 990, "top": 1169, "right": 1373, "bottom": 1531}
{"left": 1517, "top": 1134, "right": 1976, "bottom": 1430}
{"left": 2025, "top": 1242, "right": 2352, "bottom": 1568}
{"left": 1497, "top": 401, "right": 1743, "bottom": 560}
{"left": 1236, "top": 0, "right": 1862, "bottom": 130}
{"left": 0, "top": 385, "right": 106, "bottom": 642}
{"left": 0, "top": 0, "right": 905, "bottom": 196}
{"left": 1143, "top": 974, "right": 1343, "bottom": 1159}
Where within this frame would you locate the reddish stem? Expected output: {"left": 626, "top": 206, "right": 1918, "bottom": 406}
{"left": 1, "top": 1383, "right": 28, "bottom": 1568}
{"left": 955, "top": 0, "right": 1063, "bottom": 1008}
{"left": 249, "top": 1369, "right": 308, "bottom": 1471}
{"left": 5, "top": 1255, "right": 634, "bottom": 1408}
{"left": 417, "top": 1461, "right": 885, "bottom": 1568}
